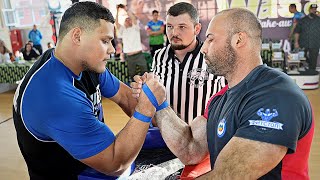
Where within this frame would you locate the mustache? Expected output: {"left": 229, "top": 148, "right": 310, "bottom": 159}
{"left": 171, "top": 36, "right": 182, "bottom": 41}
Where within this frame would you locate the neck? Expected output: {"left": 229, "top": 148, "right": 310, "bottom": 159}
{"left": 54, "top": 42, "right": 82, "bottom": 76}
{"left": 226, "top": 52, "right": 263, "bottom": 88}
{"left": 173, "top": 37, "right": 197, "bottom": 62}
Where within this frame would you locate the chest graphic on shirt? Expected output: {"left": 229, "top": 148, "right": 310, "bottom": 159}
{"left": 90, "top": 85, "right": 103, "bottom": 121}
{"left": 187, "top": 68, "right": 209, "bottom": 88}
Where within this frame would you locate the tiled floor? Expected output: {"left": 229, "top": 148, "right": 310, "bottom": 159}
{"left": 0, "top": 88, "right": 319, "bottom": 179}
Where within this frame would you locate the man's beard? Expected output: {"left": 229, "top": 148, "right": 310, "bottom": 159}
{"left": 205, "top": 40, "right": 236, "bottom": 76}
{"left": 170, "top": 37, "right": 195, "bottom": 50}
{"left": 171, "top": 44, "right": 188, "bottom": 50}
{"left": 81, "top": 60, "right": 105, "bottom": 74}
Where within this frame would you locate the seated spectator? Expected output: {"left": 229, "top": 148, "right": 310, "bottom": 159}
{"left": 22, "top": 43, "right": 40, "bottom": 61}
{"left": 9, "top": 52, "right": 15, "bottom": 62}
{"left": 0, "top": 40, "right": 11, "bottom": 63}
{"left": 20, "top": 40, "right": 40, "bottom": 54}
{"left": 47, "top": 42, "right": 54, "bottom": 49}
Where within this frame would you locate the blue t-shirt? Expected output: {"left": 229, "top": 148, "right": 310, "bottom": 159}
{"left": 293, "top": 12, "right": 305, "bottom": 23}
{"left": 147, "top": 20, "right": 165, "bottom": 45}
{"left": 21, "top": 53, "right": 120, "bottom": 159}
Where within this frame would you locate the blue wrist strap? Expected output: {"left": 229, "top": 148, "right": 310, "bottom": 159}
{"left": 157, "top": 101, "right": 169, "bottom": 111}
{"left": 142, "top": 84, "right": 159, "bottom": 108}
{"left": 142, "top": 84, "right": 169, "bottom": 111}
{"left": 133, "top": 111, "right": 152, "bottom": 123}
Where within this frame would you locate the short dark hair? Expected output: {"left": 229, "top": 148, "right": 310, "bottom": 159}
{"left": 289, "top": 4, "right": 296, "bottom": 9}
{"left": 167, "top": 2, "right": 199, "bottom": 24}
{"left": 152, "top": 10, "right": 159, "bottom": 14}
{"left": 58, "top": 1, "right": 114, "bottom": 40}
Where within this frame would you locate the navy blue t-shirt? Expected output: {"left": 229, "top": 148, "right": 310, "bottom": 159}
{"left": 206, "top": 65, "right": 313, "bottom": 179}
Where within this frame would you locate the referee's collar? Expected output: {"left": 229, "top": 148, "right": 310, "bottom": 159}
{"left": 168, "top": 37, "right": 203, "bottom": 59}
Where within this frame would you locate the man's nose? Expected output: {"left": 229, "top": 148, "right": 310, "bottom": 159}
{"left": 108, "top": 45, "right": 115, "bottom": 55}
{"left": 200, "top": 43, "right": 207, "bottom": 55}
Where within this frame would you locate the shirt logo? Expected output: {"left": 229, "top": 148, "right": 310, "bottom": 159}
{"left": 249, "top": 108, "right": 283, "bottom": 131}
{"left": 187, "top": 68, "right": 209, "bottom": 88}
{"left": 217, "top": 118, "right": 227, "bottom": 138}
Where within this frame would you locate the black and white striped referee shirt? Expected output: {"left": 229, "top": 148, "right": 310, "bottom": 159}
{"left": 152, "top": 40, "right": 226, "bottom": 124}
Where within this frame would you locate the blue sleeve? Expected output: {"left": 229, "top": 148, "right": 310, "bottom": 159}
{"left": 99, "top": 68, "right": 120, "bottom": 98}
{"left": 28, "top": 31, "right": 31, "bottom": 39}
{"left": 22, "top": 86, "right": 116, "bottom": 160}
{"left": 39, "top": 31, "right": 42, "bottom": 39}
{"left": 147, "top": 21, "right": 152, "bottom": 29}
{"left": 234, "top": 89, "right": 312, "bottom": 153}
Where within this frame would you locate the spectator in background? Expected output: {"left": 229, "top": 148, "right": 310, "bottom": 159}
{"left": 288, "top": 4, "right": 305, "bottom": 51}
{"left": 147, "top": 10, "right": 165, "bottom": 57}
{"left": 115, "top": 4, "right": 149, "bottom": 82}
{"left": 0, "top": 40, "right": 11, "bottom": 63}
{"left": 47, "top": 42, "right": 54, "bottom": 49}
{"left": 28, "top": 24, "right": 43, "bottom": 54}
{"left": 22, "top": 43, "right": 40, "bottom": 61}
{"left": 295, "top": 4, "right": 320, "bottom": 72}
{"left": 20, "top": 40, "right": 40, "bottom": 55}
{"left": 9, "top": 53, "right": 15, "bottom": 62}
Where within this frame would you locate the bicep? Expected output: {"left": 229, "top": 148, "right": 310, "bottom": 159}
{"left": 214, "top": 137, "right": 287, "bottom": 179}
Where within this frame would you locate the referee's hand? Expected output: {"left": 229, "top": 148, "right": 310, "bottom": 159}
{"left": 131, "top": 73, "right": 147, "bottom": 99}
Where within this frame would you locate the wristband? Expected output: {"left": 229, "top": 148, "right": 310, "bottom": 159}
{"left": 133, "top": 111, "right": 152, "bottom": 123}
{"left": 142, "top": 84, "right": 169, "bottom": 111}
{"left": 156, "top": 101, "right": 169, "bottom": 111}
{"left": 142, "top": 84, "right": 159, "bottom": 108}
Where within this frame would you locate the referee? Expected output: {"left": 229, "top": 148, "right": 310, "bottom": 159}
{"left": 152, "top": 2, "right": 226, "bottom": 124}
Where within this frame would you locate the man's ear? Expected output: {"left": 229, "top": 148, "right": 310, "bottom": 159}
{"left": 71, "top": 27, "right": 82, "bottom": 45}
{"left": 232, "top": 32, "right": 247, "bottom": 48}
{"left": 195, "top": 23, "right": 202, "bottom": 35}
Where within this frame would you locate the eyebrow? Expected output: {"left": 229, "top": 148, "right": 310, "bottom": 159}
{"left": 166, "top": 23, "right": 188, "bottom": 26}
{"left": 102, "top": 35, "right": 114, "bottom": 40}
{"left": 206, "top": 33, "right": 214, "bottom": 38}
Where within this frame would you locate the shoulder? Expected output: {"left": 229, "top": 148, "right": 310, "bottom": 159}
{"left": 246, "top": 66, "right": 308, "bottom": 104}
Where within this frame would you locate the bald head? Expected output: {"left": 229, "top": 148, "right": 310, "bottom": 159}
{"left": 216, "top": 8, "right": 262, "bottom": 46}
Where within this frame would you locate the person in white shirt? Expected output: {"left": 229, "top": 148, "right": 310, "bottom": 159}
{"left": 115, "top": 4, "right": 149, "bottom": 82}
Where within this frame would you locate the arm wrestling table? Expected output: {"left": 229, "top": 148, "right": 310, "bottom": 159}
{"left": 78, "top": 127, "right": 184, "bottom": 180}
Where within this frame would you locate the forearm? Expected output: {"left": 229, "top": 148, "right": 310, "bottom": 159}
{"left": 115, "top": 11, "right": 120, "bottom": 29}
{"left": 127, "top": 11, "right": 137, "bottom": 24}
{"left": 152, "top": 30, "right": 163, "bottom": 36}
{"left": 112, "top": 102, "right": 155, "bottom": 174}
{"left": 155, "top": 108, "right": 208, "bottom": 164}
{"left": 197, "top": 137, "right": 287, "bottom": 180}
{"left": 112, "top": 82, "right": 137, "bottom": 117}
